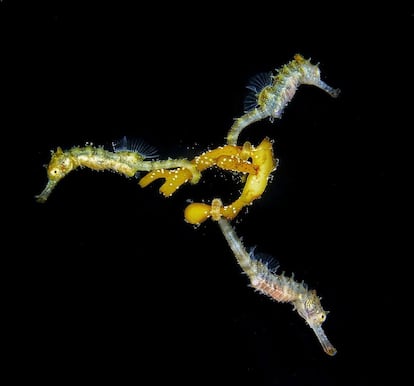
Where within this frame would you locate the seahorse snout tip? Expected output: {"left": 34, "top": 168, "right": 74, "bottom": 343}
{"left": 311, "top": 324, "right": 337, "bottom": 356}
{"left": 35, "top": 180, "right": 58, "bottom": 203}
{"left": 325, "top": 345, "right": 337, "bottom": 356}
{"left": 331, "top": 88, "right": 341, "bottom": 98}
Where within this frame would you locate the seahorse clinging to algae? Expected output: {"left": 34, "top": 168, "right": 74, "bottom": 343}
{"left": 212, "top": 199, "right": 336, "bottom": 356}
{"left": 35, "top": 137, "right": 201, "bottom": 203}
{"left": 35, "top": 54, "right": 339, "bottom": 356}
{"left": 226, "top": 53, "right": 340, "bottom": 145}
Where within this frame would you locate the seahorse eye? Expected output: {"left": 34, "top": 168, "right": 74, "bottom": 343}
{"left": 48, "top": 167, "right": 62, "bottom": 180}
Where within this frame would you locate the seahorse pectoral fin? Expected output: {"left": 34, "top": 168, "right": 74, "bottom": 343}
{"left": 35, "top": 180, "right": 58, "bottom": 203}
{"left": 310, "top": 324, "right": 337, "bottom": 356}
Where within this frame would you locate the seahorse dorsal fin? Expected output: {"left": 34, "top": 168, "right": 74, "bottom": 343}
{"left": 243, "top": 71, "right": 272, "bottom": 112}
{"left": 250, "top": 246, "right": 280, "bottom": 273}
{"left": 112, "top": 135, "right": 159, "bottom": 159}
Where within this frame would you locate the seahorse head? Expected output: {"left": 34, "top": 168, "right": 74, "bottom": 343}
{"left": 295, "top": 54, "right": 340, "bottom": 98}
{"left": 295, "top": 289, "right": 327, "bottom": 326}
{"left": 293, "top": 289, "right": 337, "bottom": 356}
{"left": 47, "top": 147, "right": 75, "bottom": 182}
{"left": 35, "top": 147, "right": 75, "bottom": 203}
{"left": 295, "top": 55, "right": 322, "bottom": 86}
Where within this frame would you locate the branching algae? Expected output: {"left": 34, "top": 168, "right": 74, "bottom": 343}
{"left": 36, "top": 54, "right": 340, "bottom": 356}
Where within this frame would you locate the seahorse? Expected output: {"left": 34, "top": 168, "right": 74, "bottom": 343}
{"left": 35, "top": 138, "right": 200, "bottom": 203}
{"left": 215, "top": 204, "right": 337, "bottom": 356}
{"left": 226, "top": 54, "right": 340, "bottom": 145}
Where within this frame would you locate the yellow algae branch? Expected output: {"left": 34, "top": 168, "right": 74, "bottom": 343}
{"left": 184, "top": 137, "right": 277, "bottom": 224}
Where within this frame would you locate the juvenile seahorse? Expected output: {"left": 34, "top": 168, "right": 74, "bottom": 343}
{"left": 215, "top": 204, "right": 337, "bottom": 356}
{"left": 226, "top": 54, "right": 340, "bottom": 145}
{"left": 35, "top": 138, "right": 200, "bottom": 203}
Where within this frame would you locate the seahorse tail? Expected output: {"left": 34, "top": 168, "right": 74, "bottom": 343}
{"left": 226, "top": 110, "right": 266, "bottom": 145}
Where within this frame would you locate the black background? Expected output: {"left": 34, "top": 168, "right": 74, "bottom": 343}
{"left": 3, "top": 2, "right": 410, "bottom": 385}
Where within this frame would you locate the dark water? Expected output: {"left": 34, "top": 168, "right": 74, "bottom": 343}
{"left": 4, "top": 3, "right": 407, "bottom": 385}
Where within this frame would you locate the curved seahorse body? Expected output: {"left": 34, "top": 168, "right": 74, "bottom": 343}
{"left": 35, "top": 145, "right": 143, "bottom": 203}
{"left": 216, "top": 213, "right": 336, "bottom": 356}
{"left": 35, "top": 145, "right": 199, "bottom": 203}
{"left": 226, "top": 54, "right": 341, "bottom": 145}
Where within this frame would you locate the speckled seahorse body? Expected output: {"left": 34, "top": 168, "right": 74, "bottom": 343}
{"left": 226, "top": 54, "right": 340, "bottom": 145}
{"left": 35, "top": 144, "right": 200, "bottom": 203}
{"left": 216, "top": 212, "right": 336, "bottom": 356}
